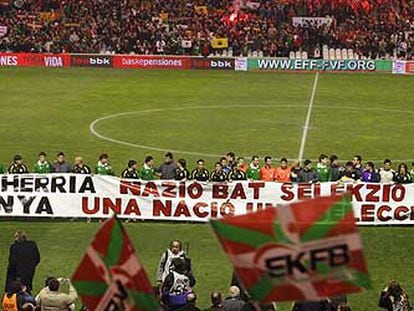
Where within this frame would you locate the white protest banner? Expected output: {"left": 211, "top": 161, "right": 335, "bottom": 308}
{"left": 0, "top": 174, "right": 413, "bottom": 225}
{"left": 292, "top": 17, "right": 333, "bottom": 28}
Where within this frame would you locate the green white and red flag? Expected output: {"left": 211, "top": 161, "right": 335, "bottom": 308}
{"left": 210, "top": 194, "right": 371, "bottom": 302}
{"left": 72, "top": 215, "right": 158, "bottom": 310}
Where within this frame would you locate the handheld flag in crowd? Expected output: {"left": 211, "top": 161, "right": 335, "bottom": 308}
{"left": 210, "top": 194, "right": 371, "bottom": 302}
{"left": 72, "top": 215, "right": 158, "bottom": 310}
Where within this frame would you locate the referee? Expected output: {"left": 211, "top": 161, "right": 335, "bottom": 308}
{"left": 191, "top": 159, "right": 209, "bottom": 182}
{"left": 210, "top": 162, "right": 227, "bottom": 182}
{"left": 121, "top": 160, "right": 139, "bottom": 179}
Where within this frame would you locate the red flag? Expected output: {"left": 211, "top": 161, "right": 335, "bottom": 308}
{"left": 72, "top": 216, "right": 158, "bottom": 310}
{"left": 210, "top": 194, "right": 371, "bottom": 302}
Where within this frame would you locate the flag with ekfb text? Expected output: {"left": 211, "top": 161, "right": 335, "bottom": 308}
{"left": 210, "top": 194, "right": 371, "bottom": 302}
{"left": 72, "top": 215, "right": 158, "bottom": 310}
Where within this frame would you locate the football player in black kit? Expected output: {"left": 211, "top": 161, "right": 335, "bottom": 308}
{"left": 71, "top": 156, "right": 91, "bottom": 174}
{"left": 191, "top": 159, "right": 209, "bottom": 182}
{"left": 7, "top": 154, "right": 29, "bottom": 174}
{"left": 121, "top": 160, "right": 139, "bottom": 179}
{"left": 175, "top": 158, "right": 190, "bottom": 181}
{"left": 210, "top": 162, "right": 227, "bottom": 182}
{"left": 227, "top": 162, "right": 247, "bottom": 181}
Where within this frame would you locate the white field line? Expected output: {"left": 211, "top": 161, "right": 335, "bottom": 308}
{"left": 297, "top": 72, "right": 319, "bottom": 162}
{"left": 89, "top": 102, "right": 414, "bottom": 162}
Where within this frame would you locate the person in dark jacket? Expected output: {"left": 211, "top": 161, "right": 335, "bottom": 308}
{"left": 340, "top": 161, "right": 362, "bottom": 182}
{"left": 330, "top": 155, "right": 344, "bottom": 181}
{"left": 393, "top": 163, "right": 412, "bottom": 184}
{"left": 223, "top": 286, "right": 245, "bottom": 311}
{"left": 292, "top": 300, "right": 330, "bottom": 311}
{"left": 297, "top": 160, "right": 317, "bottom": 183}
{"left": 5, "top": 231, "right": 40, "bottom": 294}
{"left": 52, "top": 152, "right": 71, "bottom": 173}
{"left": 157, "top": 152, "right": 178, "bottom": 180}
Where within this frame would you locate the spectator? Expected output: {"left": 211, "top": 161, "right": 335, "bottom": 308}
{"left": 175, "top": 158, "right": 190, "bottom": 181}
{"left": 71, "top": 156, "right": 91, "bottom": 174}
{"left": 379, "top": 159, "right": 395, "bottom": 184}
{"left": 275, "top": 157, "right": 291, "bottom": 183}
{"left": 191, "top": 159, "right": 209, "bottom": 182}
{"left": 362, "top": 162, "right": 380, "bottom": 183}
{"left": 157, "top": 152, "right": 177, "bottom": 180}
{"left": 316, "top": 154, "right": 331, "bottom": 182}
{"left": 121, "top": 160, "right": 139, "bottom": 179}
{"left": 298, "top": 159, "right": 317, "bottom": 183}
{"left": 37, "top": 277, "right": 78, "bottom": 311}
{"left": 162, "top": 258, "right": 196, "bottom": 310}
{"left": 7, "top": 154, "right": 29, "bottom": 174}
{"left": 290, "top": 161, "right": 302, "bottom": 183}
{"left": 379, "top": 281, "right": 411, "bottom": 311}
{"left": 210, "top": 162, "right": 227, "bottom": 182}
{"left": 207, "top": 292, "right": 223, "bottom": 310}
{"left": 52, "top": 152, "right": 71, "bottom": 173}
{"left": 260, "top": 156, "right": 276, "bottom": 181}
{"left": 223, "top": 286, "right": 245, "bottom": 311}
{"left": 176, "top": 293, "right": 201, "bottom": 311}
{"left": 330, "top": 155, "right": 344, "bottom": 182}
{"left": 139, "top": 156, "right": 158, "bottom": 180}
{"left": 227, "top": 162, "right": 247, "bottom": 181}
{"left": 246, "top": 156, "right": 260, "bottom": 181}
{"left": 33, "top": 151, "right": 52, "bottom": 174}
{"left": 5, "top": 231, "right": 40, "bottom": 294}
{"left": 157, "top": 240, "right": 193, "bottom": 285}
{"left": 1, "top": 280, "right": 36, "bottom": 311}
{"left": 393, "top": 163, "right": 411, "bottom": 184}
{"left": 95, "top": 153, "right": 114, "bottom": 176}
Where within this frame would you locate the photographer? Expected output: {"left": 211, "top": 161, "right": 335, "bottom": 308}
{"left": 157, "top": 240, "right": 193, "bottom": 286}
{"left": 162, "top": 258, "right": 195, "bottom": 310}
{"left": 37, "top": 277, "right": 77, "bottom": 311}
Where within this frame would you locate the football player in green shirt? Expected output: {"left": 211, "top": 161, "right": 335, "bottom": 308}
{"left": 33, "top": 151, "right": 52, "bottom": 174}
{"left": 95, "top": 153, "right": 115, "bottom": 176}
{"left": 139, "top": 156, "right": 159, "bottom": 180}
{"left": 246, "top": 155, "right": 260, "bottom": 180}
{"left": 316, "top": 154, "right": 331, "bottom": 182}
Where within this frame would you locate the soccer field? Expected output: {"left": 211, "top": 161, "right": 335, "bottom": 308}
{"left": 0, "top": 67, "right": 414, "bottom": 310}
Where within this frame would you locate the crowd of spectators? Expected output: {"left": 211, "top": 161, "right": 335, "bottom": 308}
{"left": 0, "top": 0, "right": 412, "bottom": 59}
{"left": 2, "top": 234, "right": 412, "bottom": 310}
{"left": 1, "top": 150, "right": 414, "bottom": 185}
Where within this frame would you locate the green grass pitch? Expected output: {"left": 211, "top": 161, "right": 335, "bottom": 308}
{"left": 0, "top": 67, "right": 414, "bottom": 310}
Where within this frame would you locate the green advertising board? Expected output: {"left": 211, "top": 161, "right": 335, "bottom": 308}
{"left": 248, "top": 58, "right": 392, "bottom": 72}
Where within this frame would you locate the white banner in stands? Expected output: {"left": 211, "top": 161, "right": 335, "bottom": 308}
{"left": 292, "top": 17, "right": 333, "bottom": 28}
{"left": 0, "top": 174, "right": 413, "bottom": 225}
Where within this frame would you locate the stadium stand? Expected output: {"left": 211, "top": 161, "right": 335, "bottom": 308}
{"left": 0, "top": 0, "right": 412, "bottom": 59}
